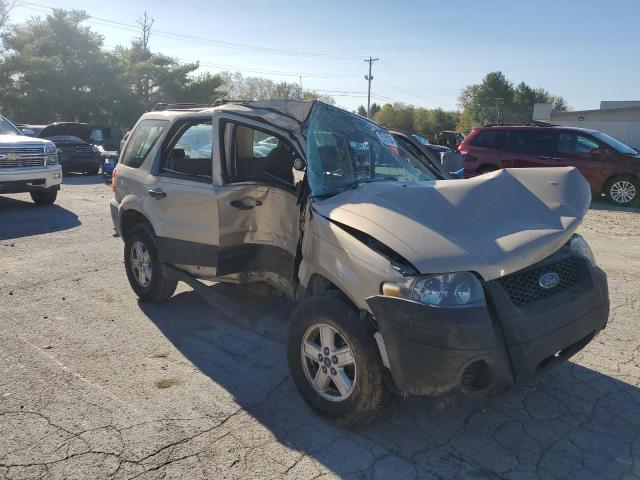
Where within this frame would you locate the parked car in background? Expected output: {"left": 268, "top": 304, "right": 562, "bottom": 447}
{"left": 0, "top": 115, "right": 62, "bottom": 204}
{"left": 459, "top": 125, "right": 640, "bottom": 206}
{"left": 436, "top": 130, "right": 465, "bottom": 149}
{"left": 391, "top": 131, "right": 453, "bottom": 178}
{"left": 38, "top": 123, "right": 102, "bottom": 175}
{"left": 110, "top": 100, "right": 608, "bottom": 426}
{"left": 90, "top": 125, "right": 124, "bottom": 152}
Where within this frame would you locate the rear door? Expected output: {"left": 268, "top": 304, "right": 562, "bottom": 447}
{"left": 145, "top": 118, "right": 219, "bottom": 268}
{"left": 212, "top": 113, "right": 302, "bottom": 291}
{"left": 501, "top": 129, "right": 556, "bottom": 168}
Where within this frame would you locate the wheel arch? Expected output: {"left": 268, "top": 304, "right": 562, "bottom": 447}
{"left": 120, "top": 208, "right": 155, "bottom": 242}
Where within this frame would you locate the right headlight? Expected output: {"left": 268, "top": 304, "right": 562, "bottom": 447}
{"left": 382, "top": 271, "right": 485, "bottom": 307}
{"left": 570, "top": 235, "right": 596, "bottom": 266}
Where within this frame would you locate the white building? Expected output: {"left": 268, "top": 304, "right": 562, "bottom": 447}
{"left": 533, "top": 101, "right": 640, "bottom": 148}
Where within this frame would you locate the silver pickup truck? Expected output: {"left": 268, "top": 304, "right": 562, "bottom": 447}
{"left": 0, "top": 115, "right": 62, "bottom": 204}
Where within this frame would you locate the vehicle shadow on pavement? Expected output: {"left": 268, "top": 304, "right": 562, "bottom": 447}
{"left": 62, "top": 173, "right": 107, "bottom": 185}
{"left": 0, "top": 196, "right": 80, "bottom": 241}
{"left": 140, "top": 286, "right": 640, "bottom": 479}
{"left": 590, "top": 197, "right": 639, "bottom": 213}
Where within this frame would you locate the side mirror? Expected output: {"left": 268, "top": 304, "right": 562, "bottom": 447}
{"left": 21, "top": 128, "right": 35, "bottom": 137}
{"left": 172, "top": 148, "right": 186, "bottom": 160}
{"left": 293, "top": 157, "right": 306, "bottom": 171}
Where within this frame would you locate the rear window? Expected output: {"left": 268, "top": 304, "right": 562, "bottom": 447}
{"left": 121, "top": 119, "right": 168, "bottom": 168}
{"left": 470, "top": 130, "right": 507, "bottom": 149}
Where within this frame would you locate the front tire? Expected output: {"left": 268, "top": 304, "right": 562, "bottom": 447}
{"left": 86, "top": 166, "right": 100, "bottom": 175}
{"left": 605, "top": 175, "right": 638, "bottom": 206}
{"left": 30, "top": 189, "right": 57, "bottom": 205}
{"left": 124, "top": 224, "right": 178, "bottom": 303}
{"left": 287, "top": 294, "right": 390, "bottom": 427}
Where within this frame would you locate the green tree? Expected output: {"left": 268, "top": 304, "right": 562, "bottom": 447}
{"left": 373, "top": 103, "right": 414, "bottom": 132}
{"left": 457, "top": 71, "right": 568, "bottom": 132}
{"left": 0, "top": 9, "right": 128, "bottom": 125}
{"left": 356, "top": 105, "right": 367, "bottom": 117}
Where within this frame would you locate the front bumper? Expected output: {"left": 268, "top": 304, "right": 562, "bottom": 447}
{"left": 0, "top": 165, "right": 62, "bottom": 193}
{"left": 367, "top": 256, "right": 609, "bottom": 396}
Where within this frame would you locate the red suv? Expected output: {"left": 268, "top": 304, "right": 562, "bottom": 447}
{"left": 459, "top": 125, "right": 640, "bottom": 206}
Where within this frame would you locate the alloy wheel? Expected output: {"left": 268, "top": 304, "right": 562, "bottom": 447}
{"left": 130, "top": 240, "right": 152, "bottom": 287}
{"left": 301, "top": 323, "right": 357, "bottom": 402}
{"left": 610, "top": 180, "right": 637, "bottom": 204}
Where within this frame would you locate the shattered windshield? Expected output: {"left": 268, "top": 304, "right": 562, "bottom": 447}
{"left": 304, "top": 102, "right": 436, "bottom": 197}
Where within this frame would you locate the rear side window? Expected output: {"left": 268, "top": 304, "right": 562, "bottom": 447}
{"left": 505, "top": 130, "right": 556, "bottom": 153}
{"left": 470, "top": 130, "right": 507, "bottom": 149}
{"left": 121, "top": 119, "right": 167, "bottom": 168}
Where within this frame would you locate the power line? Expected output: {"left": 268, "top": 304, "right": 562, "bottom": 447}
{"left": 16, "top": 1, "right": 365, "bottom": 60}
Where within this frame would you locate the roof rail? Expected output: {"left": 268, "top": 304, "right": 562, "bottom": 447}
{"left": 482, "top": 122, "right": 558, "bottom": 127}
{"left": 152, "top": 99, "right": 261, "bottom": 111}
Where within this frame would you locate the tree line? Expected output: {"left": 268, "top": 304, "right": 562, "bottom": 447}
{"left": 0, "top": 8, "right": 335, "bottom": 129}
{"left": 0, "top": 5, "right": 568, "bottom": 135}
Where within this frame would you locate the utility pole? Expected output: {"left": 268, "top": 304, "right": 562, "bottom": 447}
{"left": 490, "top": 97, "right": 503, "bottom": 124}
{"left": 364, "top": 57, "right": 379, "bottom": 118}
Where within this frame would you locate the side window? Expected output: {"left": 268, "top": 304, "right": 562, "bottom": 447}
{"left": 577, "top": 135, "right": 600, "bottom": 154}
{"left": 506, "top": 130, "right": 555, "bottom": 153}
{"left": 470, "top": 130, "right": 507, "bottom": 149}
{"left": 557, "top": 133, "right": 600, "bottom": 155}
{"left": 162, "top": 121, "right": 212, "bottom": 180}
{"left": 230, "top": 124, "right": 295, "bottom": 187}
{"left": 121, "top": 120, "right": 167, "bottom": 168}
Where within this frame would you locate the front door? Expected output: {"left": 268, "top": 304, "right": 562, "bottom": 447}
{"left": 212, "top": 114, "right": 302, "bottom": 291}
{"left": 555, "top": 132, "right": 609, "bottom": 191}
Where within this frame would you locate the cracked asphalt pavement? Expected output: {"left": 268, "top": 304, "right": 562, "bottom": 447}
{"left": 1, "top": 176, "right": 639, "bottom": 480}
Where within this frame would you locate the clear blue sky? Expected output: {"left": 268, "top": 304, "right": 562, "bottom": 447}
{"left": 10, "top": 0, "right": 640, "bottom": 112}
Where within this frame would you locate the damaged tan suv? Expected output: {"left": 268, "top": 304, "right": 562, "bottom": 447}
{"left": 111, "top": 100, "right": 609, "bottom": 426}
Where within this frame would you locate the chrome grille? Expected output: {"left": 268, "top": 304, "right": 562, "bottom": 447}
{"left": 0, "top": 147, "right": 46, "bottom": 168}
{"left": 498, "top": 256, "right": 583, "bottom": 306}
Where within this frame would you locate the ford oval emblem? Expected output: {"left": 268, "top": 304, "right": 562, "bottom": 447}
{"left": 538, "top": 272, "right": 560, "bottom": 289}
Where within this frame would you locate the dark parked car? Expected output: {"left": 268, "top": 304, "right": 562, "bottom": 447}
{"left": 391, "top": 131, "right": 452, "bottom": 178}
{"left": 39, "top": 122, "right": 102, "bottom": 175}
{"left": 459, "top": 125, "right": 640, "bottom": 206}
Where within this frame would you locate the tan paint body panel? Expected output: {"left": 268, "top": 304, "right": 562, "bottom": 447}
{"left": 312, "top": 167, "right": 591, "bottom": 281}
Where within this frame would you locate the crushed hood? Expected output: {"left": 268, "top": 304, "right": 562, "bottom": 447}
{"left": 39, "top": 123, "right": 91, "bottom": 142}
{"left": 313, "top": 167, "right": 591, "bottom": 281}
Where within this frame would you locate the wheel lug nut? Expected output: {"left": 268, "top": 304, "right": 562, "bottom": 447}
{"left": 323, "top": 347, "right": 329, "bottom": 355}
{"left": 331, "top": 355, "right": 338, "bottom": 364}
{"left": 318, "top": 353, "right": 323, "bottom": 361}
{"left": 321, "top": 366, "right": 327, "bottom": 373}
{"left": 330, "top": 367, "right": 337, "bottom": 376}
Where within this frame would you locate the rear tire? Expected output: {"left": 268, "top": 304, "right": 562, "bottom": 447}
{"left": 287, "top": 293, "right": 390, "bottom": 427}
{"left": 124, "top": 223, "right": 178, "bottom": 303}
{"left": 30, "top": 189, "right": 57, "bottom": 205}
{"left": 86, "top": 167, "right": 100, "bottom": 175}
{"left": 605, "top": 175, "right": 638, "bottom": 206}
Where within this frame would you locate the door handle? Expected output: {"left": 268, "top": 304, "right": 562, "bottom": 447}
{"left": 538, "top": 155, "right": 552, "bottom": 160}
{"left": 551, "top": 157, "right": 564, "bottom": 161}
{"left": 147, "top": 188, "right": 167, "bottom": 199}
{"left": 230, "top": 198, "right": 263, "bottom": 210}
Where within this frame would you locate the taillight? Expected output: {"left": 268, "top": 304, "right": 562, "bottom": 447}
{"left": 111, "top": 166, "right": 117, "bottom": 192}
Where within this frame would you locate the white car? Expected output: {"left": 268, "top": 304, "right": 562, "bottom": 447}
{"left": 0, "top": 115, "right": 62, "bottom": 204}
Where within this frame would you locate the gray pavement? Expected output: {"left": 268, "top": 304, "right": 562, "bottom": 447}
{"left": 1, "top": 176, "right": 639, "bottom": 479}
